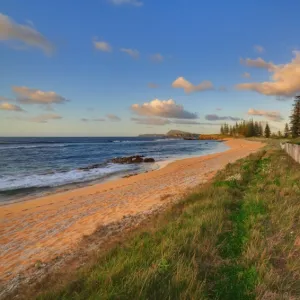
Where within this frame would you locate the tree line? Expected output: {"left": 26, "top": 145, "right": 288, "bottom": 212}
{"left": 220, "top": 95, "right": 300, "bottom": 138}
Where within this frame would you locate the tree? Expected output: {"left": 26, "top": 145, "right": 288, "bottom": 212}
{"left": 220, "top": 125, "right": 224, "bottom": 135}
{"left": 259, "top": 122, "right": 263, "bottom": 136}
{"left": 290, "top": 96, "right": 300, "bottom": 138}
{"left": 284, "top": 123, "right": 289, "bottom": 138}
{"left": 264, "top": 123, "right": 271, "bottom": 138}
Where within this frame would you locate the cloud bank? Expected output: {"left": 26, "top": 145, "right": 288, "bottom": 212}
{"left": 205, "top": 114, "right": 242, "bottom": 121}
{"left": 0, "top": 102, "right": 25, "bottom": 112}
{"left": 131, "top": 99, "right": 197, "bottom": 119}
{"left": 131, "top": 117, "right": 171, "bottom": 126}
{"left": 237, "top": 51, "right": 300, "bottom": 96}
{"left": 13, "top": 86, "right": 68, "bottom": 105}
{"left": 247, "top": 108, "right": 284, "bottom": 122}
{"left": 172, "top": 77, "right": 213, "bottom": 93}
{"left": 0, "top": 13, "right": 53, "bottom": 54}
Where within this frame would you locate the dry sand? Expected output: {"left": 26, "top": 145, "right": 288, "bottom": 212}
{"left": 0, "top": 139, "right": 264, "bottom": 287}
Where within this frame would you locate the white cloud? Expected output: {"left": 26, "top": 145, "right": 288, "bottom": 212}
{"left": 240, "top": 57, "right": 274, "bottom": 70}
{"left": 254, "top": 45, "right": 265, "bottom": 53}
{"left": 150, "top": 53, "right": 164, "bottom": 62}
{"left": 172, "top": 77, "right": 214, "bottom": 94}
{"left": 131, "top": 117, "right": 171, "bottom": 125}
{"left": 205, "top": 114, "right": 242, "bottom": 121}
{"left": 131, "top": 99, "right": 197, "bottom": 119}
{"left": 242, "top": 72, "right": 251, "bottom": 78}
{"left": 0, "top": 13, "right": 53, "bottom": 54}
{"left": 107, "top": 114, "right": 121, "bottom": 121}
{"left": 109, "top": 0, "right": 143, "bottom": 6}
{"left": 93, "top": 39, "right": 112, "bottom": 52}
{"left": 247, "top": 108, "right": 284, "bottom": 122}
{"left": 120, "top": 48, "right": 139, "bottom": 59}
{"left": 237, "top": 51, "right": 300, "bottom": 97}
{"left": 0, "top": 102, "right": 25, "bottom": 112}
{"left": 12, "top": 86, "right": 68, "bottom": 105}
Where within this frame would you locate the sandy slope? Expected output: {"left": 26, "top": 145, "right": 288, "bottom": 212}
{"left": 0, "top": 139, "right": 264, "bottom": 284}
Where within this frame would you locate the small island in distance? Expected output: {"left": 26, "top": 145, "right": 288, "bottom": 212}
{"left": 139, "top": 130, "right": 225, "bottom": 140}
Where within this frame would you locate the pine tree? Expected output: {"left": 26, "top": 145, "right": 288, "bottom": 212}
{"left": 220, "top": 125, "right": 224, "bottom": 135}
{"left": 290, "top": 96, "right": 300, "bottom": 138}
{"left": 264, "top": 123, "right": 271, "bottom": 138}
{"left": 284, "top": 123, "right": 289, "bottom": 138}
{"left": 254, "top": 121, "right": 260, "bottom": 136}
{"left": 259, "top": 122, "right": 263, "bottom": 136}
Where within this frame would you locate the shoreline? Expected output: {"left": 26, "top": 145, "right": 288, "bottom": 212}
{"left": 0, "top": 140, "right": 228, "bottom": 206}
{"left": 0, "top": 139, "right": 264, "bottom": 296}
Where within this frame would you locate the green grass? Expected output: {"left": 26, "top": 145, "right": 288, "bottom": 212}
{"left": 28, "top": 149, "right": 300, "bottom": 299}
{"left": 289, "top": 137, "right": 300, "bottom": 145}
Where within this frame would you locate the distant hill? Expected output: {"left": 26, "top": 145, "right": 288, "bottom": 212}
{"left": 166, "top": 130, "right": 199, "bottom": 138}
{"left": 139, "top": 130, "right": 200, "bottom": 139}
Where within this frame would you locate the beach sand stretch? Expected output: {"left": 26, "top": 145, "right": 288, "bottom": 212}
{"left": 0, "top": 139, "right": 264, "bottom": 294}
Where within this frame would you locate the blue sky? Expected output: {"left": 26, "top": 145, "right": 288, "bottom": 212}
{"left": 0, "top": 0, "right": 300, "bottom": 136}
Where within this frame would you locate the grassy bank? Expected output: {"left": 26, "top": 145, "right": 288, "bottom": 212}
{"left": 31, "top": 148, "right": 300, "bottom": 299}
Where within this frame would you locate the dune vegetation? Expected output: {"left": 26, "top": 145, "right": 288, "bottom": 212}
{"left": 29, "top": 143, "right": 300, "bottom": 300}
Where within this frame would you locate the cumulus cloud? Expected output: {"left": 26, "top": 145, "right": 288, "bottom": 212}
{"left": 242, "top": 72, "right": 251, "bottom": 78}
{"left": 0, "top": 13, "right": 53, "bottom": 54}
{"left": 254, "top": 45, "right": 265, "bottom": 53}
{"left": 29, "top": 114, "right": 62, "bottom": 123}
{"left": 131, "top": 99, "right": 197, "bottom": 119}
{"left": 240, "top": 57, "right": 275, "bottom": 70}
{"left": 0, "top": 102, "right": 25, "bottom": 112}
{"left": 93, "top": 39, "right": 112, "bottom": 52}
{"left": 12, "top": 86, "right": 68, "bottom": 105}
{"left": 131, "top": 117, "right": 171, "bottom": 126}
{"left": 237, "top": 51, "right": 300, "bottom": 97}
{"left": 120, "top": 48, "right": 139, "bottom": 59}
{"left": 148, "top": 83, "right": 159, "bottom": 88}
{"left": 107, "top": 114, "right": 121, "bottom": 121}
{"left": 247, "top": 108, "right": 284, "bottom": 122}
{"left": 205, "top": 114, "right": 242, "bottom": 121}
{"left": 109, "top": 0, "right": 143, "bottom": 6}
{"left": 150, "top": 53, "right": 164, "bottom": 62}
{"left": 172, "top": 77, "right": 214, "bottom": 94}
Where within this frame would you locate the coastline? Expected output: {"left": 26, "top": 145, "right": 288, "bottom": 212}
{"left": 0, "top": 139, "right": 227, "bottom": 206}
{"left": 0, "top": 139, "right": 264, "bottom": 296}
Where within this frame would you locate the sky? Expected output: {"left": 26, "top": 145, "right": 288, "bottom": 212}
{"left": 0, "top": 0, "right": 300, "bottom": 137}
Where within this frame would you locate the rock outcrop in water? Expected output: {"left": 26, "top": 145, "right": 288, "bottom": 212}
{"left": 110, "top": 155, "right": 155, "bottom": 164}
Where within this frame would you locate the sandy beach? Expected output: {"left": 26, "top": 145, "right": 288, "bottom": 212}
{"left": 0, "top": 139, "right": 264, "bottom": 291}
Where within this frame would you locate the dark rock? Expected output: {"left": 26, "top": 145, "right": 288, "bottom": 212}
{"left": 78, "top": 164, "right": 103, "bottom": 171}
{"left": 110, "top": 155, "right": 155, "bottom": 164}
{"left": 110, "top": 155, "right": 144, "bottom": 164}
{"left": 144, "top": 158, "right": 155, "bottom": 163}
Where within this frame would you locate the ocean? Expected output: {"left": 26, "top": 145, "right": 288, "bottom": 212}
{"left": 0, "top": 137, "right": 229, "bottom": 203}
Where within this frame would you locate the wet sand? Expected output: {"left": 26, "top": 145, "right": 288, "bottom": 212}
{"left": 0, "top": 139, "right": 264, "bottom": 286}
